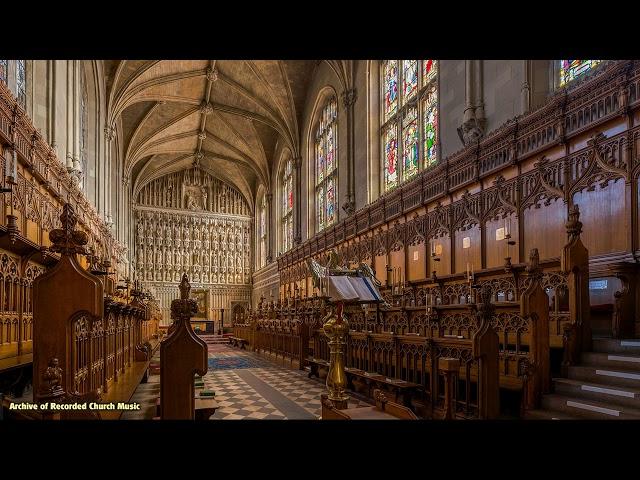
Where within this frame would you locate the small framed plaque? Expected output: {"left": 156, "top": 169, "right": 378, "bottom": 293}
{"left": 496, "top": 227, "right": 505, "bottom": 241}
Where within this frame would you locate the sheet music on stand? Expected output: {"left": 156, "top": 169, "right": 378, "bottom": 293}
{"left": 327, "top": 275, "right": 383, "bottom": 304}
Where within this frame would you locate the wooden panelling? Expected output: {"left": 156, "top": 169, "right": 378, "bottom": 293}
{"left": 374, "top": 255, "right": 387, "bottom": 285}
{"left": 485, "top": 216, "right": 519, "bottom": 268}
{"left": 523, "top": 200, "right": 566, "bottom": 261}
{"left": 573, "top": 179, "right": 627, "bottom": 256}
{"left": 407, "top": 243, "right": 426, "bottom": 281}
{"left": 454, "top": 227, "right": 481, "bottom": 275}
{"left": 430, "top": 236, "right": 451, "bottom": 276}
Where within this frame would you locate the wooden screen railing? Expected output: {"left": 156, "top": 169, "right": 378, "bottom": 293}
{"left": 242, "top": 319, "right": 309, "bottom": 370}
{"left": 305, "top": 288, "right": 500, "bottom": 419}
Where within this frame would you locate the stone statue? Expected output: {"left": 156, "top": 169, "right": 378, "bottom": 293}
{"left": 166, "top": 184, "right": 173, "bottom": 207}
{"left": 187, "top": 191, "right": 200, "bottom": 211}
{"left": 201, "top": 187, "right": 208, "bottom": 210}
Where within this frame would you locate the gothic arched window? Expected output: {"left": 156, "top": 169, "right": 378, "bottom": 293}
{"left": 381, "top": 60, "right": 438, "bottom": 192}
{"left": 16, "top": 60, "right": 26, "bottom": 109}
{"left": 259, "top": 194, "right": 267, "bottom": 269}
{"left": 315, "top": 97, "right": 338, "bottom": 232}
{"left": 281, "top": 158, "right": 294, "bottom": 253}
{"left": 558, "top": 60, "right": 601, "bottom": 87}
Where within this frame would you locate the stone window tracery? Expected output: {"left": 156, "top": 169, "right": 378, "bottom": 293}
{"left": 381, "top": 60, "right": 439, "bottom": 192}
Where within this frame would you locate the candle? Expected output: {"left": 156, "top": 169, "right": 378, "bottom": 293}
{"left": 392, "top": 268, "right": 396, "bottom": 293}
{"left": 466, "top": 262, "right": 470, "bottom": 279}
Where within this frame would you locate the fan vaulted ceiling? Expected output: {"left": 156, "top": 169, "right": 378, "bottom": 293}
{"left": 105, "top": 60, "right": 318, "bottom": 211}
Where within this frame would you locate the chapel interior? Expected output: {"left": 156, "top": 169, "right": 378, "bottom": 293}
{"left": 1, "top": 59, "right": 639, "bottom": 421}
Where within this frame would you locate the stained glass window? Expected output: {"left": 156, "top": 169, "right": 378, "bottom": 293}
{"left": 0, "top": 60, "right": 7, "bottom": 85}
{"left": 381, "top": 60, "right": 439, "bottom": 192}
{"left": 402, "top": 60, "right": 418, "bottom": 104}
{"left": 423, "top": 87, "right": 438, "bottom": 168}
{"left": 559, "top": 60, "right": 601, "bottom": 87}
{"left": 384, "top": 125, "right": 398, "bottom": 190}
{"left": 402, "top": 108, "right": 419, "bottom": 180}
{"left": 383, "top": 60, "right": 398, "bottom": 122}
{"left": 315, "top": 97, "right": 338, "bottom": 232}
{"left": 259, "top": 194, "right": 267, "bottom": 268}
{"left": 423, "top": 59, "right": 437, "bottom": 85}
{"left": 16, "top": 60, "right": 26, "bottom": 109}
{"left": 281, "top": 158, "right": 294, "bottom": 253}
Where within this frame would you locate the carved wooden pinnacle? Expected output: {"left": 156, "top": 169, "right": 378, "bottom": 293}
{"left": 566, "top": 204, "right": 583, "bottom": 238}
{"left": 525, "top": 248, "right": 542, "bottom": 277}
{"left": 49, "top": 203, "right": 89, "bottom": 256}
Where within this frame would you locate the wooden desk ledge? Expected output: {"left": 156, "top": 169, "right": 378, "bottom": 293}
{"left": 0, "top": 353, "right": 33, "bottom": 373}
{"left": 100, "top": 360, "right": 155, "bottom": 420}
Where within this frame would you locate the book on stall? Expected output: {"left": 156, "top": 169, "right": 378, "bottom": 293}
{"left": 327, "top": 275, "right": 383, "bottom": 302}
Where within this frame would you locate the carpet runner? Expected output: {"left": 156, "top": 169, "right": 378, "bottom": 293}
{"left": 208, "top": 355, "right": 271, "bottom": 370}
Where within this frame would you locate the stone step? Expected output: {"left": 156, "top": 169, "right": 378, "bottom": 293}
{"left": 581, "top": 352, "right": 640, "bottom": 371}
{"left": 541, "top": 394, "right": 640, "bottom": 419}
{"left": 592, "top": 337, "right": 640, "bottom": 355}
{"left": 553, "top": 378, "right": 640, "bottom": 409}
{"left": 568, "top": 365, "right": 640, "bottom": 389}
{"left": 525, "top": 409, "right": 578, "bottom": 420}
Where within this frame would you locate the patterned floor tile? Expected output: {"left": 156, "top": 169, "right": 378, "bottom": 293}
{"left": 124, "top": 343, "right": 372, "bottom": 420}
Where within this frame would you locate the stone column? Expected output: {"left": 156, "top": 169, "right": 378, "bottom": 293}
{"left": 458, "top": 61, "right": 486, "bottom": 147}
{"left": 463, "top": 60, "right": 475, "bottom": 124}
{"left": 66, "top": 60, "right": 74, "bottom": 171}
{"left": 521, "top": 60, "right": 531, "bottom": 114}
{"left": 265, "top": 193, "right": 273, "bottom": 263}
{"left": 66, "top": 61, "right": 82, "bottom": 186}
{"left": 105, "top": 125, "right": 115, "bottom": 230}
{"left": 294, "top": 156, "right": 302, "bottom": 245}
{"left": 341, "top": 88, "right": 357, "bottom": 216}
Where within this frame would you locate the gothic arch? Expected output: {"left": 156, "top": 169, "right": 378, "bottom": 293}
{"left": 366, "top": 60, "right": 381, "bottom": 204}
{"left": 255, "top": 184, "right": 268, "bottom": 270}
{"left": 305, "top": 85, "right": 339, "bottom": 238}
{"left": 276, "top": 147, "right": 293, "bottom": 255}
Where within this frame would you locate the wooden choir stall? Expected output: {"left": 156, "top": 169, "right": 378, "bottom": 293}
{"left": 159, "top": 273, "right": 213, "bottom": 420}
{"left": 3, "top": 203, "right": 162, "bottom": 419}
{"left": 233, "top": 205, "right": 593, "bottom": 419}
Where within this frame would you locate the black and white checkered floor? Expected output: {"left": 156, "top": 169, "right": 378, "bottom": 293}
{"left": 123, "top": 344, "right": 371, "bottom": 420}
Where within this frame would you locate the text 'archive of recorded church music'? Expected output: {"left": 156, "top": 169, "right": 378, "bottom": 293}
{"left": 6, "top": 402, "right": 141, "bottom": 411}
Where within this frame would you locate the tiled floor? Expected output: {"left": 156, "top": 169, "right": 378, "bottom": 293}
{"left": 124, "top": 343, "right": 371, "bottom": 420}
